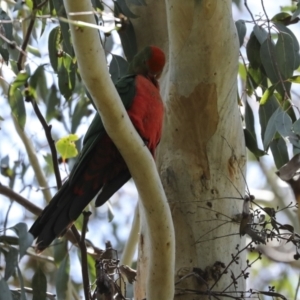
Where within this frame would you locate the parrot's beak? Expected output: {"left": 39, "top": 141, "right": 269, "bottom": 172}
{"left": 147, "top": 74, "right": 159, "bottom": 88}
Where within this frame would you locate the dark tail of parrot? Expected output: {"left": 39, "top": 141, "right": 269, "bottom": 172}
{"left": 29, "top": 170, "right": 131, "bottom": 252}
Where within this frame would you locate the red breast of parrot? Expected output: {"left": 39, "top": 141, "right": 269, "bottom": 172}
{"left": 29, "top": 46, "right": 166, "bottom": 251}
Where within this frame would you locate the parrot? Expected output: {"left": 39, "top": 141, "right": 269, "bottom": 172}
{"left": 29, "top": 46, "right": 166, "bottom": 252}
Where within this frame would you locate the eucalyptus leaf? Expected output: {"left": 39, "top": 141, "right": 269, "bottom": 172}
{"left": 9, "top": 222, "right": 34, "bottom": 259}
{"left": 56, "top": 254, "right": 70, "bottom": 300}
{"left": 244, "top": 128, "right": 266, "bottom": 158}
{"left": 110, "top": 54, "right": 129, "bottom": 83}
{"left": 235, "top": 20, "right": 246, "bottom": 47}
{"left": 263, "top": 107, "right": 280, "bottom": 150}
{"left": 260, "top": 37, "right": 291, "bottom": 97}
{"left": 274, "top": 23, "right": 300, "bottom": 70}
{"left": 270, "top": 137, "right": 289, "bottom": 169}
{"left": 253, "top": 25, "right": 268, "bottom": 44}
{"left": 260, "top": 85, "right": 276, "bottom": 105}
{"left": 116, "top": 18, "right": 137, "bottom": 62}
{"left": 246, "top": 32, "right": 262, "bottom": 69}
{"left": 0, "top": 279, "right": 13, "bottom": 300}
{"left": 4, "top": 247, "right": 18, "bottom": 280}
{"left": 48, "top": 26, "right": 60, "bottom": 72}
{"left": 275, "top": 31, "right": 295, "bottom": 79}
{"left": 32, "top": 268, "right": 47, "bottom": 300}
{"left": 8, "top": 88, "right": 26, "bottom": 130}
{"left": 0, "top": 9, "right": 13, "bottom": 41}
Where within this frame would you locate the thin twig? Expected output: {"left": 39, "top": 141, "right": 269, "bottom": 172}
{"left": 17, "top": 11, "right": 36, "bottom": 71}
{"left": 244, "top": 0, "right": 256, "bottom": 24}
{"left": 30, "top": 100, "right": 62, "bottom": 189}
{"left": 71, "top": 212, "right": 92, "bottom": 300}
{"left": 209, "top": 242, "right": 253, "bottom": 291}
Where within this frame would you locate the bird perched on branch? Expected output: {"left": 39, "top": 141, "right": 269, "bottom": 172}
{"left": 29, "top": 46, "right": 166, "bottom": 252}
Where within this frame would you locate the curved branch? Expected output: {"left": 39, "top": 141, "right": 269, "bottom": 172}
{"left": 12, "top": 115, "right": 53, "bottom": 203}
{"left": 62, "top": 1, "right": 175, "bottom": 299}
{"left": 0, "top": 183, "right": 42, "bottom": 216}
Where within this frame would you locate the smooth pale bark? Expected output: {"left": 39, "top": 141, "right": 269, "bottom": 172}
{"left": 129, "top": 0, "right": 245, "bottom": 298}
{"left": 62, "top": 1, "right": 175, "bottom": 299}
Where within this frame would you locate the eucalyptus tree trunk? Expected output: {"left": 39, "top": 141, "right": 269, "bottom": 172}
{"left": 130, "top": 0, "right": 246, "bottom": 298}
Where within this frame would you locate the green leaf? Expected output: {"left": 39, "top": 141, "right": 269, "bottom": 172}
{"left": 259, "top": 96, "right": 279, "bottom": 144}
{"left": 275, "top": 30, "right": 295, "bottom": 79}
{"left": 245, "top": 99, "right": 255, "bottom": 138}
{"left": 48, "top": 26, "right": 60, "bottom": 72}
{"left": 260, "top": 37, "right": 291, "bottom": 97}
{"left": 0, "top": 9, "right": 13, "bottom": 41}
{"left": 246, "top": 67, "right": 264, "bottom": 95}
{"left": 46, "top": 85, "right": 60, "bottom": 122}
{"left": 29, "top": 65, "right": 46, "bottom": 89}
{"left": 9, "top": 223, "right": 34, "bottom": 259}
{"left": 110, "top": 54, "right": 129, "bottom": 83}
{"left": 246, "top": 32, "right": 262, "bottom": 69}
{"left": 270, "top": 137, "right": 289, "bottom": 169}
{"left": 244, "top": 128, "right": 266, "bottom": 158}
{"left": 0, "top": 47, "right": 9, "bottom": 64}
{"left": 287, "top": 75, "right": 300, "bottom": 83}
{"left": 274, "top": 110, "right": 297, "bottom": 143}
{"left": 56, "top": 254, "right": 70, "bottom": 300}
{"left": 87, "top": 253, "right": 96, "bottom": 287}
{"left": 271, "top": 12, "right": 292, "bottom": 23}
{"left": 116, "top": 19, "right": 137, "bottom": 62}
{"left": 56, "top": 134, "right": 79, "bottom": 161}
{"left": 3, "top": 247, "right": 18, "bottom": 280}
{"left": 260, "top": 85, "right": 276, "bottom": 105}
{"left": 43, "top": 153, "right": 54, "bottom": 175}
{"left": 58, "top": 63, "right": 71, "bottom": 100}
{"left": 27, "top": 45, "right": 41, "bottom": 57}
{"left": 57, "top": 55, "right": 76, "bottom": 100}
{"left": 71, "top": 96, "right": 91, "bottom": 133}
{"left": 263, "top": 107, "right": 280, "bottom": 150}
{"left": 0, "top": 279, "right": 13, "bottom": 300}
{"left": 8, "top": 88, "right": 26, "bottom": 130}
{"left": 253, "top": 25, "right": 268, "bottom": 44}
{"left": 10, "top": 71, "right": 30, "bottom": 94}
{"left": 54, "top": 238, "right": 68, "bottom": 264}
{"left": 235, "top": 20, "right": 246, "bottom": 47}
{"left": 32, "top": 268, "right": 47, "bottom": 300}
{"left": 52, "top": 0, "right": 73, "bottom": 56}
{"left": 292, "top": 2, "right": 300, "bottom": 20}
{"left": 274, "top": 23, "right": 300, "bottom": 70}
{"left": 238, "top": 62, "right": 247, "bottom": 81}
{"left": 292, "top": 118, "right": 300, "bottom": 135}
